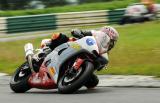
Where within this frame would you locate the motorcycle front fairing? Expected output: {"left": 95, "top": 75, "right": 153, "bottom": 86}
{"left": 42, "top": 36, "right": 99, "bottom": 85}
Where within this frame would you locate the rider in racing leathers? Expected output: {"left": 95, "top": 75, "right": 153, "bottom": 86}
{"left": 28, "top": 26, "right": 119, "bottom": 89}
{"left": 141, "top": 0, "right": 155, "bottom": 13}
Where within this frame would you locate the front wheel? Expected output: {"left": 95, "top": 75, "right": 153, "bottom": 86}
{"left": 10, "top": 62, "right": 31, "bottom": 93}
{"left": 58, "top": 61, "right": 94, "bottom": 94}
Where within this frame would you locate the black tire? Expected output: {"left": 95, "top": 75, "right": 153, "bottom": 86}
{"left": 120, "top": 16, "right": 129, "bottom": 25}
{"left": 10, "top": 62, "right": 31, "bottom": 93}
{"left": 58, "top": 61, "right": 94, "bottom": 94}
{"left": 85, "top": 74, "right": 99, "bottom": 89}
{"left": 120, "top": 18, "right": 126, "bottom": 25}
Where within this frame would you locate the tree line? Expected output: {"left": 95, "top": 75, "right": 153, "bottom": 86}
{"left": 0, "top": 0, "right": 114, "bottom": 10}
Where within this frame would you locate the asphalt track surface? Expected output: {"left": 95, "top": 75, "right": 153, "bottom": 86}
{"left": 0, "top": 83, "right": 160, "bottom": 103}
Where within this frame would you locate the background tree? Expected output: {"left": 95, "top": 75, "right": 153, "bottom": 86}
{"left": 0, "top": 0, "right": 10, "bottom": 10}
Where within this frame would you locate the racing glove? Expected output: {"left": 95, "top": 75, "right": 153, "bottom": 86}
{"left": 71, "top": 29, "right": 92, "bottom": 39}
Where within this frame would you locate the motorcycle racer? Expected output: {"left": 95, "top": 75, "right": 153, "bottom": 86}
{"left": 141, "top": 0, "right": 156, "bottom": 13}
{"left": 28, "top": 26, "right": 119, "bottom": 89}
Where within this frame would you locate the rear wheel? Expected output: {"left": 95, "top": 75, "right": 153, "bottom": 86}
{"left": 58, "top": 61, "right": 94, "bottom": 94}
{"left": 10, "top": 62, "right": 31, "bottom": 93}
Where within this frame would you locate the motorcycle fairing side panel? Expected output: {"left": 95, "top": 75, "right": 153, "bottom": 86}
{"left": 42, "top": 42, "right": 87, "bottom": 84}
{"left": 41, "top": 36, "right": 99, "bottom": 84}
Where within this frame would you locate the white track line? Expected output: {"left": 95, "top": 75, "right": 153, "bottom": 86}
{"left": 0, "top": 73, "right": 7, "bottom": 76}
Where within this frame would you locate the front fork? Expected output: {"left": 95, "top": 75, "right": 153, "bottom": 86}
{"left": 65, "top": 58, "right": 84, "bottom": 77}
{"left": 72, "top": 58, "right": 84, "bottom": 71}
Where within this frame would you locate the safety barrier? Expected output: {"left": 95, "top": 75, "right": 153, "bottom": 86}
{"left": 0, "top": 17, "right": 7, "bottom": 34}
{"left": 0, "top": 9, "right": 125, "bottom": 34}
{"left": 108, "top": 9, "right": 125, "bottom": 24}
{"left": 157, "top": 10, "right": 160, "bottom": 19}
{"left": 7, "top": 14, "right": 57, "bottom": 33}
{"left": 55, "top": 10, "right": 109, "bottom": 28}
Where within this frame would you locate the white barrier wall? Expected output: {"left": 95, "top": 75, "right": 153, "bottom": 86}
{"left": 0, "top": 17, "right": 7, "bottom": 34}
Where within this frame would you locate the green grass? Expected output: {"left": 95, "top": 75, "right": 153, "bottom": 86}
{"left": 0, "top": 0, "right": 140, "bottom": 17}
{"left": 98, "top": 21, "right": 160, "bottom": 76}
{"left": 0, "top": 21, "right": 160, "bottom": 77}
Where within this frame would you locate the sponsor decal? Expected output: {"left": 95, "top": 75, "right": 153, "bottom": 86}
{"left": 70, "top": 42, "right": 81, "bottom": 50}
{"left": 86, "top": 38, "right": 96, "bottom": 46}
{"left": 49, "top": 67, "right": 56, "bottom": 76}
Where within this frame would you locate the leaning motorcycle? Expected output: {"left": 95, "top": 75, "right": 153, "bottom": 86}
{"left": 10, "top": 36, "right": 106, "bottom": 93}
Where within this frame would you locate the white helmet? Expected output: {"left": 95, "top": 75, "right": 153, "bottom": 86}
{"left": 100, "top": 26, "right": 119, "bottom": 51}
{"left": 100, "top": 26, "right": 119, "bottom": 41}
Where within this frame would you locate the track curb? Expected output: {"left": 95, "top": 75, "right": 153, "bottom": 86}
{"left": 98, "top": 75, "right": 160, "bottom": 88}
{"left": 0, "top": 73, "right": 7, "bottom": 76}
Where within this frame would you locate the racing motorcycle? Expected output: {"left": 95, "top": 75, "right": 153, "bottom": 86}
{"left": 120, "top": 3, "right": 160, "bottom": 24}
{"left": 10, "top": 36, "right": 107, "bottom": 94}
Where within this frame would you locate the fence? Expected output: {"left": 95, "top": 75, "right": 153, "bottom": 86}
{"left": 0, "top": 9, "right": 126, "bottom": 34}
{"left": 157, "top": 11, "right": 160, "bottom": 19}
{"left": 0, "top": 17, "right": 7, "bottom": 34}
{"left": 7, "top": 14, "right": 57, "bottom": 33}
